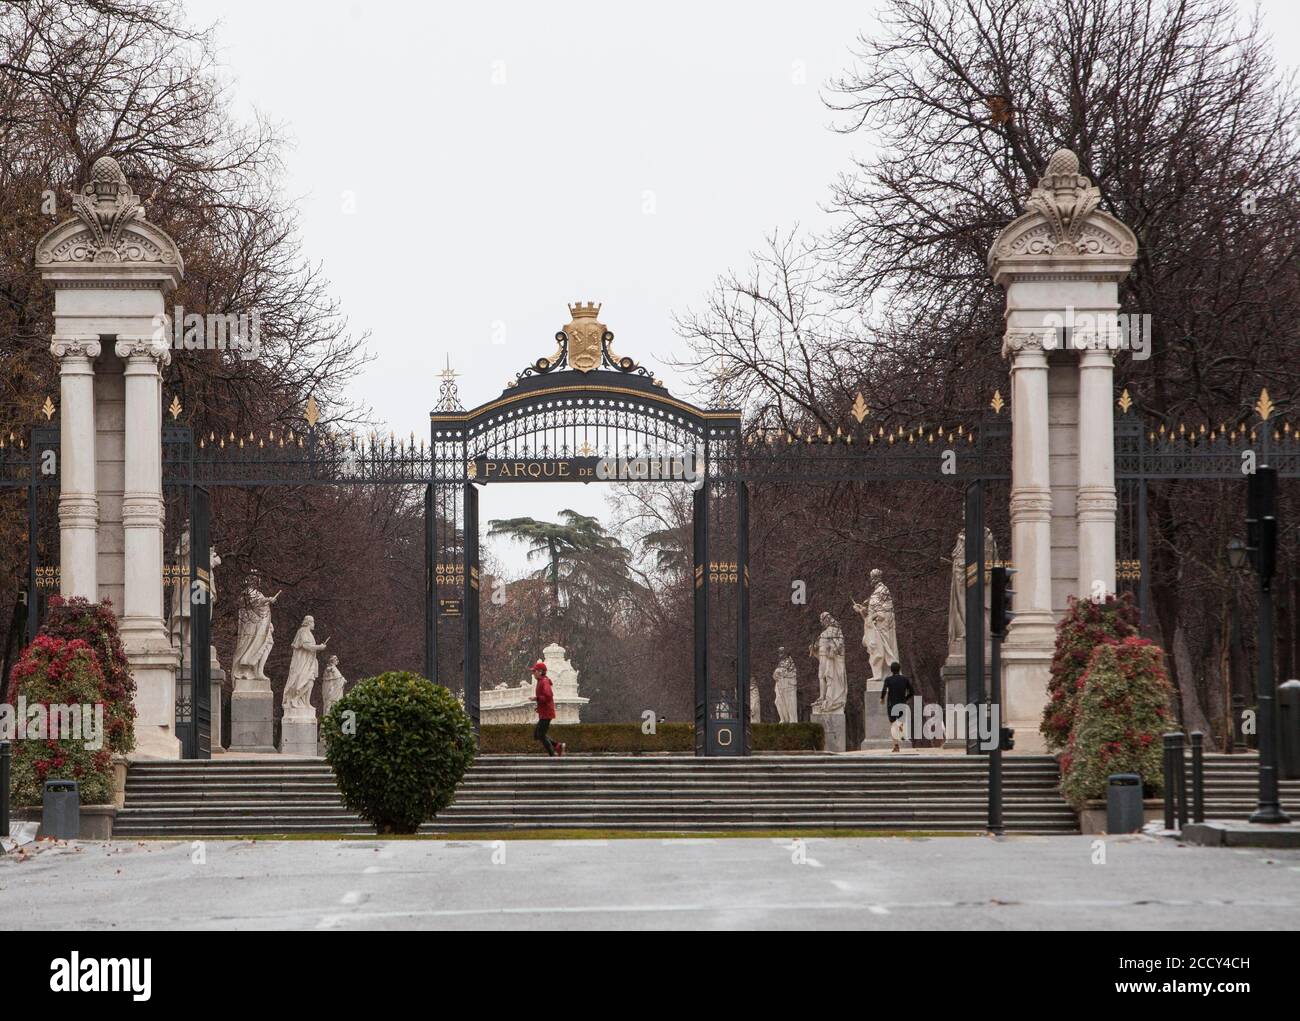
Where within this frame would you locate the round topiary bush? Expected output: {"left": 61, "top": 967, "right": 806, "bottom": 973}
{"left": 1059, "top": 637, "right": 1175, "bottom": 808}
{"left": 5, "top": 634, "right": 114, "bottom": 806}
{"left": 39, "top": 596, "right": 136, "bottom": 754}
{"left": 321, "top": 671, "right": 476, "bottom": 834}
{"left": 1041, "top": 593, "right": 1140, "bottom": 751}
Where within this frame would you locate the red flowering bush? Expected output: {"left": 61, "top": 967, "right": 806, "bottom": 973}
{"left": 1041, "top": 593, "right": 1140, "bottom": 751}
{"left": 1059, "top": 638, "right": 1175, "bottom": 808}
{"left": 5, "top": 634, "right": 114, "bottom": 806}
{"left": 37, "top": 596, "right": 135, "bottom": 754}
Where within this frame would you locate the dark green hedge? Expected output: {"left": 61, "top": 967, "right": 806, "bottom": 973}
{"left": 479, "top": 722, "right": 823, "bottom": 753}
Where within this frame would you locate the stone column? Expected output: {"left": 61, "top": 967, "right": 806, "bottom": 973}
{"left": 1076, "top": 346, "right": 1117, "bottom": 597}
{"left": 115, "top": 335, "right": 180, "bottom": 759}
{"left": 50, "top": 336, "right": 101, "bottom": 600}
{"left": 1004, "top": 335, "right": 1058, "bottom": 646}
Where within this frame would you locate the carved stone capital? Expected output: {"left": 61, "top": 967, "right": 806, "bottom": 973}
{"left": 1002, "top": 328, "right": 1054, "bottom": 360}
{"left": 115, "top": 334, "right": 172, "bottom": 367}
{"left": 50, "top": 335, "right": 102, "bottom": 361}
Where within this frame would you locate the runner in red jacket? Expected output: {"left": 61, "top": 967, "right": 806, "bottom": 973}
{"left": 529, "top": 660, "right": 565, "bottom": 757}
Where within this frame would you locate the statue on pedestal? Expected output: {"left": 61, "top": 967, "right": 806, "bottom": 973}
{"left": 283, "top": 615, "right": 328, "bottom": 713}
{"left": 749, "top": 679, "right": 761, "bottom": 724}
{"left": 321, "top": 655, "right": 346, "bottom": 718}
{"left": 853, "top": 568, "right": 900, "bottom": 682}
{"left": 231, "top": 575, "right": 279, "bottom": 688}
{"left": 773, "top": 647, "right": 798, "bottom": 723}
{"left": 947, "top": 527, "right": 999, "bottom": 648}
{"left": 808, "top": 612, "right": 847, "bottom": 714}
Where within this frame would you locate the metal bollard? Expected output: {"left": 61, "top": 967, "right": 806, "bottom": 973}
{"left": 1280, "top": 680, "right": 1300, "bottom": 781}
{"left": 0, "top": 741, "right": 9, "bottom": 853}
{"left": 1172, "top": 732, "right": 1188, "bottom": 828}
{"left": 1190, "top": 731, "right": 1205, "bottom": 823}
{"left": 1162, "top": 733, "right": 1177, "bottom": 830}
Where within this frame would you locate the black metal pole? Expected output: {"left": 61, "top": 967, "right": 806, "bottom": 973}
{"left": 1191, "top": 731, "right": 1205, "bottom": 823}
{"left": 1170, "top": 733, "right": 1180, "bottom": 827}
{"left": 1172, "top": 731, "right": 1187, "bottom": 829}
{"left": 1250, "top": 577, "right": 1290, "bottom": 823}
{"left": 0, "top": 741, "right": 9, "bottom": 854}
{"left": 988, "top": 626, "right": 1003, "bottom": 835}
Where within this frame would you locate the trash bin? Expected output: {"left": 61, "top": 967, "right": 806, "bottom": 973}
{"left": 1280, "top": 680, "right": 1300, "bottom": 781}
{"left": 1106, "top": 773, "right": 1144, "bottom": 833}
{"left": 42, "top": 779, "right": 80, "bottom": 840}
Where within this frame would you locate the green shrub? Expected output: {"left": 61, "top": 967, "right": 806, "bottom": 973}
{"left": 5, "top": 634, "right": 114, "bottom": 806}
{"left": 478, "top": 722, "right": 824, "bottom": 753}
{"left": 39, "top": 596, "right": 136, "bottom": 754}
{"left": 1041, "top": 593, "right": 1140, "bottom": 751}
{"left": 321, "top": 671, "right": 475, "bottom": 834}
{"left": 1059, "top": 638, "right": 1175, "bottom": 808}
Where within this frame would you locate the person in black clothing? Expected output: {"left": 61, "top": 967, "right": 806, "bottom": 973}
{"left": 879, "top": 661, "right": 915, "bottom": 753}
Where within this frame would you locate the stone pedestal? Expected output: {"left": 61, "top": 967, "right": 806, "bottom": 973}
{"left": 941, "top": 658, "right": 966, "bottom": 707}
{"left": 279, "top": 710, "right": 319, "bottom": 757}
{"left": 210, "top": 647, "right": 225, "bottom": 751}
{"left": 860, "top": 680, "right": 894, "bottom": 749}
{"left": 230, "top": 690, "right": 275, "bottom": 752}
{"left": 812, "top": 710, "right": 846, "bottom": 753}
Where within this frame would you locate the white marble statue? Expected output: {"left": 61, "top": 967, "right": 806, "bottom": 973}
{"left": 168, "top": 527, "right": 190, "bottom": 653}
{"left": 773, "top": 647, "right": 798, "bottom": 724}
{"left": 321, "top": 655, "right": 346, "bottom": 718}
{"left": 169, "top": 531, "right": 222, "bottom": 662}
{"left": 231, "top": 576, "right": 279, "bottom": 687}
{"left": 853, "top": 568, "right": 900, "bottom": 683}
{"left": 947, "top": 527, "right": 999, "bottom": 647}
{"left": 750, "top": 679, "right": 761, "bottom": 724}
{"left": 808, "top": 612, "right": 847, "bottom": 714}
{"left": 283, "top": 615, "right": 329, "bottom": 713}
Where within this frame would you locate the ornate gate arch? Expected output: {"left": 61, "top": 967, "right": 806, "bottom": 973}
{"left": 430, "top": 304, "right": 749, "bottom": 755}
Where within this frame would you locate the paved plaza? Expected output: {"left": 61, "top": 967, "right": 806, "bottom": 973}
{"left": 3, "top": 834, "right": 1297, "bottom": 930}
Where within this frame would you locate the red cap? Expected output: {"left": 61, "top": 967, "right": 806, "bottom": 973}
{"left": 532, "top": 660, "right": 546, "bottom": 672}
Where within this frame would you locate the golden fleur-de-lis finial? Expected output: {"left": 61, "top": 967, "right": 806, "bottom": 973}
{"left": 579, "top": 440, "right": 594, "bottom": 457}
{"left": 1255, "top": 387, "right": 1275, "bottom": 421}
{"left": 168, "top": 395, "right": 182, "bottom": 419}
{"left": 1117, "top": 388, "right": 1133, "bottom": 414}
{"left": 851, "top": 392, "right": 869, "bottom": 423}
{"left": 41, "top": 396, "right": 55, "bottom": 420}
{"left": 304, "top": 395, "right": 320, "bottom": 428}
{"left": 990, "top": 389, "right": 1005, "bottom": 415}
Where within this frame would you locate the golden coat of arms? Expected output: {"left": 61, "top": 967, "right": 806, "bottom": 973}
{"left": 563, "top": 301, "right": 606, "bottom": 372}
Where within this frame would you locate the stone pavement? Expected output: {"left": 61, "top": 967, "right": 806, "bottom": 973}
{"left": 2, "top": 833, "right": 1298, "bottom": 930}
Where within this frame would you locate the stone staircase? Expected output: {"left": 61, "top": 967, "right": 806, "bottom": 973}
{"left": 114, "top": 754, "right": 1081, "bottom": 837}
{"left": 1182, "top": 754, "right": 1300, "bottom": 820}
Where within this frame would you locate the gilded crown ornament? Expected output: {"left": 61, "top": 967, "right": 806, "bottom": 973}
{"left": 512, "top": 302, "right": 656, "bottom": 384}
{"left": 562, "top": 301, "right": 606, "bottom": 372}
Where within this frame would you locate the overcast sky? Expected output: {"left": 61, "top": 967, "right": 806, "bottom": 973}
{"left": 182, "top": 0, "right": 1300, "bottom": 572}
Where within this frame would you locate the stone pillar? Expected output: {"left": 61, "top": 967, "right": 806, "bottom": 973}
{"left": 988, "top": 148, "right": 1137, "bottom": 750}
{"left": 36, "top": 155, "right": 185, "bottom": 759}
{"left": 115, "top": 336, "right": 180, "bottom": 758}
{"left": 50, "top": 336, "right": 101, "bottom": 600}
{"left": 1077, "top": 346, "right": 1117, "bottom": 596}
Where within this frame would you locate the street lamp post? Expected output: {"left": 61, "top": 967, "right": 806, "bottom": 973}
{"left": 1239, "top": 467, "right": 1290, "bottom": 824}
